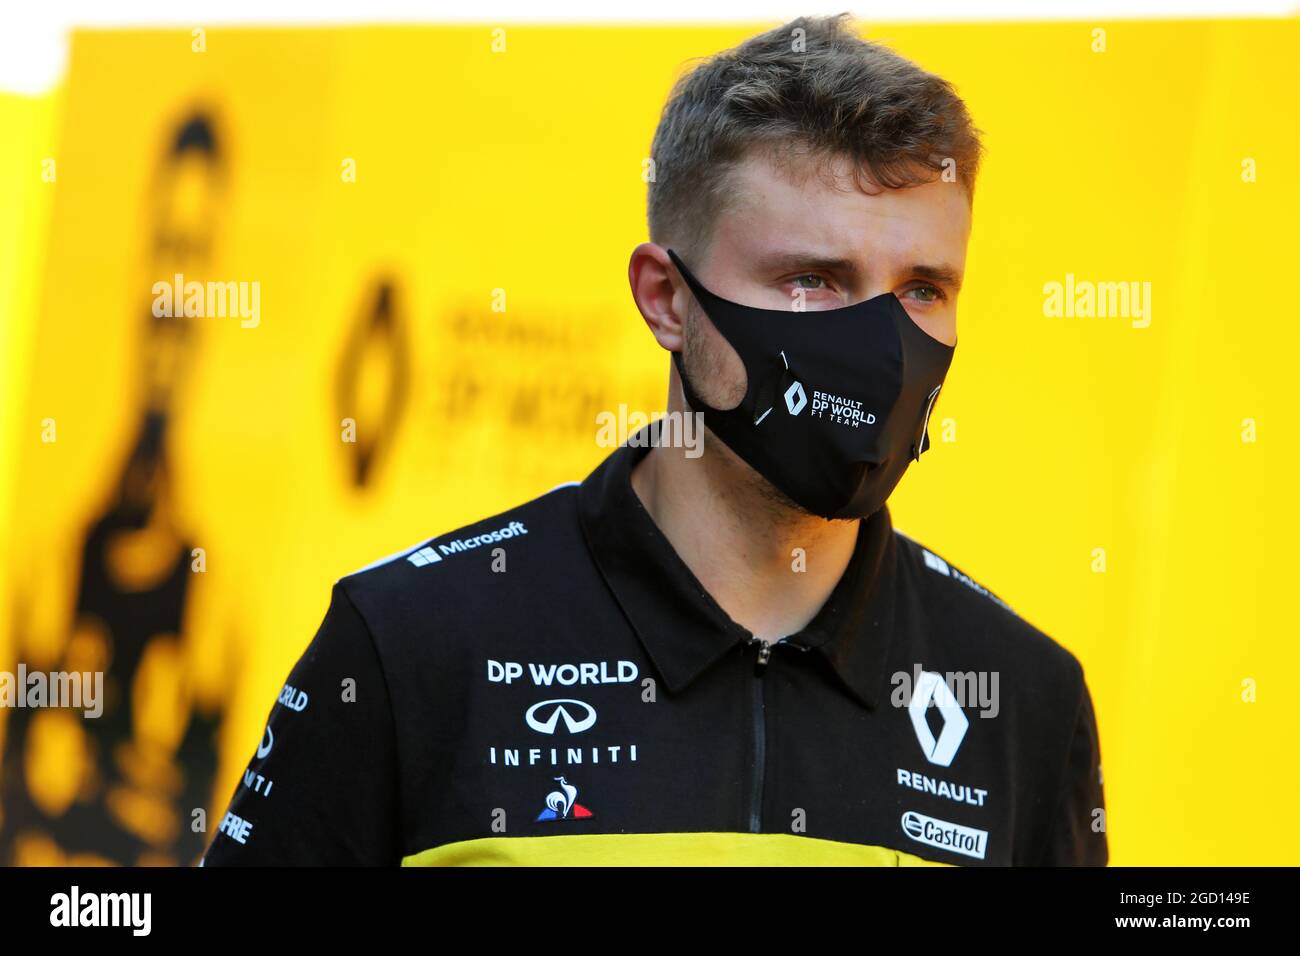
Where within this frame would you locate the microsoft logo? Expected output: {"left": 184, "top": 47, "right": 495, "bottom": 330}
{"left": 406, "top": 547, "right": 442, "bottom": 567}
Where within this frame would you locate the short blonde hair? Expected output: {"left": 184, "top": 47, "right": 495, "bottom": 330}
{"left": 647, "top": 12, "right": 986, "bottom": 259}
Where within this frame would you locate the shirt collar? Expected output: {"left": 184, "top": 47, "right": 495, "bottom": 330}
{"left": 576, "top": 435, "right": 899, "bottom": 710}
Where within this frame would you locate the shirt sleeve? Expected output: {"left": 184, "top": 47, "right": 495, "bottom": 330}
{"left": 201, "top": 581, "right": 403, "bottom": 865}
{"left": 1038, "top": 671, "right": 1109, "bottom": 866}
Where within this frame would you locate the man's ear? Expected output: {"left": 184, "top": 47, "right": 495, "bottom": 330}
{"left": 628, "top": 243, "right": 686, "bottom": 354}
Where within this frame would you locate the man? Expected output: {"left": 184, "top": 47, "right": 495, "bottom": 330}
{"left": 203, "top": 13, "right": 1107, "bottom": 867}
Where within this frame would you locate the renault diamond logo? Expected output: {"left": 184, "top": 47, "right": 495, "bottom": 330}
{"left": 784, "top": 381, "right": 808, "bottom": 415}
{"left": 525, "top": 698, "right": 598, "bottom": 735}
{"left": 908, "top": 670, "right": 969, "bottom": 767}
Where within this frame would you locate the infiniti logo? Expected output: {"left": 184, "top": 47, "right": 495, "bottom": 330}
{"left": 525, "top": 698, "right": 598, "bottom": 735}
{"left": 256, "top": 724, "right": 274, "bottom": 759}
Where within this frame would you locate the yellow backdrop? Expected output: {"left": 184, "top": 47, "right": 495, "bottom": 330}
{"left": 0, "top": 19, "right": 1296, "bottom": 865}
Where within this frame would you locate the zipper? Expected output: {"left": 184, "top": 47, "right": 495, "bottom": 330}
{"left": 745, "top": 635, "right": 811, "bottom": 833}
{"left": 748, "top": 640, "right": 767, "bottom": 833}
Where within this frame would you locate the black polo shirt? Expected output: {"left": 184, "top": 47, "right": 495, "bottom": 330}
{"left": 202, "top": 435, "right": 1107, "bottom": 866}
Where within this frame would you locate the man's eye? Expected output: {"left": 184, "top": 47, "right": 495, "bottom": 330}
{"left": 792, "top": 274, "right": 827, "bottom": 290}
{"left": 907, "top": 284, "right": 944, "bottom": 304}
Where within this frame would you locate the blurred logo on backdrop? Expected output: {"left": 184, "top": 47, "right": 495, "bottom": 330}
{"left": 335, "top": 278, "right": 410, "bottom": 488}
{"left": 0, "top": 111, "right": 232, "bottom": 866}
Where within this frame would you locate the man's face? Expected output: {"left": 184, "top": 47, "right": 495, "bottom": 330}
{"left": 681, "top": 149, "right": 971, "bottom": 412}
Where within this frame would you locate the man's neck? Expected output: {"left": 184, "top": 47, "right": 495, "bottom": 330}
{"left": 629, "top": 434, "right": 860, "bottom": 644}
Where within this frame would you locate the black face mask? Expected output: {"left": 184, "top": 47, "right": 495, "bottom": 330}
{"left": 666, "top": 247, "right": 955, "bottom": 520}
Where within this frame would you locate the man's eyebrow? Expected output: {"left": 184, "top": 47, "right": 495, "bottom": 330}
{"left": 751, "top": 250, "right": 963, "bottom": 293}
{"left": 910, "top": 263, "right": 964, "bottom": 293}
{"left": 751, "top": 251, "right": 863, "bottom": 278}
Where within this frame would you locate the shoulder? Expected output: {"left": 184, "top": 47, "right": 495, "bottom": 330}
{"left": 331, "top": 480, "right": 587, "bottom": 648}
{"left": 891, "top": 527, "right": 1085, "bottom": 693}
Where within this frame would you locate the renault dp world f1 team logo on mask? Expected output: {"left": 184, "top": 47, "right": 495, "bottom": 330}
{"left": 909, "top": 671, "right": 969, "bottom": 767}
{"left": 773, "top": 354, "right": 876, "bottom": 430}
